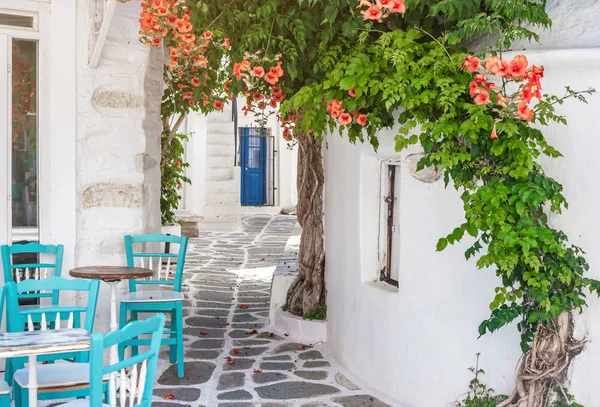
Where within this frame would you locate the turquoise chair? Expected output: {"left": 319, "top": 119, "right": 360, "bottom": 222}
{"left": 5, "top": 277, "right": 102, "bottom": 406}
{"left": 1, "top": 242, "right": 65, "bottom": 327}
{"left": 0, "top": 286, "right": 13, "bottom": 407}
{"left": 119, "top": 233, "right": 188, "bottom": 378}
{"left": 61, "top": 314, "right": 165, "bottom": 407}
{"left": 1, "top": 242, "right": 64, "bottom": 298}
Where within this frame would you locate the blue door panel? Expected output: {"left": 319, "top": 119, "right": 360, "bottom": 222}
{"left": 240, "top": 128, "right": 267, "bottom": 206}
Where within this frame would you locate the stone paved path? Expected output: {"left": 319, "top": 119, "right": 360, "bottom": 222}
{"left": 149, "top": 214, "right": 398, "bottom": 407}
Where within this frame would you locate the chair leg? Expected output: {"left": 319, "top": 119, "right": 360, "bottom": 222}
{"left": 169, "top": 310, "right": 177, "bottom": 364}
{"left": 0, "top": 394, "right": 9, "bottom": 407}
{"left": 176, "top": 304, "right": 184, "bottom": 378}
{"left": 4, "top": 359, "right": 12, "bottom": 386}
{"left": 131, "top": 310, "right": 139, "bottom": 357}
{"left": 119, "top": 305, "right": 128, "bottom": 360}
{"left": 17, "top": 383, "right": 27, "bottom": 407}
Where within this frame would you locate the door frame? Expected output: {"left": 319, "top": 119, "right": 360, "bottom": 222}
{"left": 0, "top": 1, "right": 49, "bottom": 246}
{"left": 240, "top": 129, "right": 271, "bottom": 206}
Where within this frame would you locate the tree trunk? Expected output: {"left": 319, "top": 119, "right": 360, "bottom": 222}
{"left": 498, "top": 312, "right": 585, "bottom": 407}
{"left": 285, "top": 131, "right": 325, "bottom": 316}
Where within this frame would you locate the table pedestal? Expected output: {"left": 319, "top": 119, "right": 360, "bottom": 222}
{"left": 107, "top": 281, "right": 120, "bottom": 407}
{"left": 28, "top": 355, "right": 37, "bottom": 407}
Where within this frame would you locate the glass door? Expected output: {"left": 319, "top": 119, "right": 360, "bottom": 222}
{"left": 0, "top": 33, "right": 40, "bottom": 246}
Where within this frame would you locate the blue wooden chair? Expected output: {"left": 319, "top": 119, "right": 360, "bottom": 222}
{"left": 0, "top": 286, "right": 13, "bottom": 407}
{"left": 1, "top": 242, "right": 64, "bottom": 293}
{"left": 61, "top": 314, "right": 165, "bottom": 407}
{"left": 119, "top": 233, "right": 188, "bottom": 378}
{"left": 5, "top": 277, "right": 102, "bottom": 405}
{"left": 1, "top": 242, "right": 65, "bottom": 326}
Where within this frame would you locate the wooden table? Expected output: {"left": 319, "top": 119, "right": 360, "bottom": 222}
{"left": 70, "top": 266, "right": 153, "bottom": 406}
{"left": 0, "top": 328, "right": 90, "bottom": 407}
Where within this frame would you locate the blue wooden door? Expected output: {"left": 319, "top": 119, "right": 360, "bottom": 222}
{"left": 240, "top": 129, "right": 267, "bottom": 206}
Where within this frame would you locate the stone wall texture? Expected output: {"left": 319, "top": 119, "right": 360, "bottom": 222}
{"left": 76, "top": 1, "right": 163, "bottom": 330}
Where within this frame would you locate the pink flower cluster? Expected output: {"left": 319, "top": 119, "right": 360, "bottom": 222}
{"left": 357, "top": 0, "right": 406, "bottom": 21}
{"left": 326, "top": 90, "right": 368, "bottom": 127}
{"left": 463, "top": 54, "right": 544, "bottom": 137}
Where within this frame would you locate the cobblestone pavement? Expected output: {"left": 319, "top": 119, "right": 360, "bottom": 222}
{"left": 149, "top": 214, "right": 398, "bottom": 407}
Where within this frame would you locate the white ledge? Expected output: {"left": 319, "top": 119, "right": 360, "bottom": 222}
{"left": 272, "top": 308, "right": 327, "bottom": 344}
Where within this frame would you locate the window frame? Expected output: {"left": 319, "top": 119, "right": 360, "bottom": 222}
{"left": 377, "top": 159, "right": 401, "bottom": 288}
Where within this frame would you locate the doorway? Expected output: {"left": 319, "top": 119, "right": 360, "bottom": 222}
{"left": 0, "top": 27, "right": 40, "bottom": 247}
{"left": 239, "top": 127, "right": 274, "bottom": 206}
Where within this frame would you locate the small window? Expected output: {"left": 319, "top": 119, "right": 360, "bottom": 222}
{"left": 0, "top": 13, "right": 35, "bottom": 29}
{"left": 378, "top": 161, "right": 401, "bottom": 287}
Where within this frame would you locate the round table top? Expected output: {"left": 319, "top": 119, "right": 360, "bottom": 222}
{"left": 69, "top": 266, "right": 153, "bottom": 282}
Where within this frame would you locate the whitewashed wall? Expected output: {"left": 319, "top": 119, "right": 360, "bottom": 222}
{"left": 74, "top": 0, "right": 163, "bottom": 331}
{"left": 324, "top": 3, "right": 600, "bottom": 405}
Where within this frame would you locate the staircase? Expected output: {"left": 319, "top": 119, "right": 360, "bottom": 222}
{"left": 200, "top": 106, "right": 241, "bottom": 231}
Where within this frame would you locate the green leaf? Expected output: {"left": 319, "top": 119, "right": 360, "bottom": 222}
{"left": 436, "top": 238, "right": 448, "bottom": 252}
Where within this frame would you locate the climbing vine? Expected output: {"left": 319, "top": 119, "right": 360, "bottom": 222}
{"left": 126, "top": 1, "right": 600, "bottom": 403}
{"left": 284, "top": 4, "right": 598, "bottom": 407}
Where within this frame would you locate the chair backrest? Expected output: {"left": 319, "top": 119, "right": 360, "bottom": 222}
{"left": 89, "top": 314, "right": 165, "bottom": 407}
{"left": 124, "top": 233, "right": 188, "bottom": 292}
{"left": 1, "top": 242, "right": 64, "bottom": 304}
{"left": 5, "top": 277, "right": 100, "bottom": 333}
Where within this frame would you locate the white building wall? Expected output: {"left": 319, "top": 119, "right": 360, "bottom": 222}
{"left": 0, "top": 1, "right": 161, "bottom": 331}
{"left": 324, "top": 2, "right": 600, "bottom": 405}
{"left": 74, "top": 0, "right": 162, "bottom": 331}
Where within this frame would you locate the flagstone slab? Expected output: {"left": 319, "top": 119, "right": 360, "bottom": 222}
{"left": 335, "top": 373, "right": 360, "bottom": 391}
{"left": 218, "top": 403, "right": 253, "bottom": 407}
{"left": 264, "top": 355, "right": 292, "bottom": 361}
{"left": 255, "top": 381, "right": 340, "bottom": 399}
{"left": 153, "top": 387, "right": 201, "bottom": 402}
{"left": 257, "top": 332, "right": 284, "bottom": 340}
{"left": 273, "top": 343, "right": 308, "bottom": 354}
{"left": 229, "top": 329, "right": 254, "bottom": 338}
{"left": 260, "top": 362, "right": 296, "bottom": 371}
{"left": 252, "top": 372, "right": 289, "bottom": 384}
{"left": 230, "top": 346, "right": 268, "bottom": 357}
{"left": 233, "top": 339, "right": 272, "bottom": 346}
{"left": 195, "top": 308, "right": 230, "bottom": 317}
{"left": 217, "top": 390, "right": 253, "bottom": 400}
{"left": 158, "top": 362, "right": 216, "bottom": 385}
{"left": 232, "top": 313, "right": 259, "bottom": 322}
{"left": 218, "top": 372, "right": 246, "bottom": 390}
{"left": 185, "top": 350, "right": 220, "bottom": 359}
{"left": 331, "top": 395, "right": 392, "bottom": 407}
{"left": 223, "top": 358, "right": 256, "bottom": 371}
{"left": 190, "top": 338, "right": 225, "bottom": 349}
{"left": 186, "top": 316, "right": 229, "bottom": 328}
{"left": 237, "top": 297, "right": 272, "bottom": 303}
{"left": 294, "top": 370, "right": 328, "bottom": 380}
{"left": 232, "top": 323, "right": 266, "bottom": 329}
{"left": 195, "top": 301, "right": 233, "bottom": 309}
{"left": 183, "top": 327, "right": 226, "bottom": 338}
{"left": 299, "top": 350, "right": 324, "bottom": 360}
{"left": 234, "top": 308, "right": 271, "bottom": 314}
{"left": 196, "top": 291, "right": 235, "bottom": 302}
{"left": 303, "top": 361, "right": 331, "bottom": 368}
